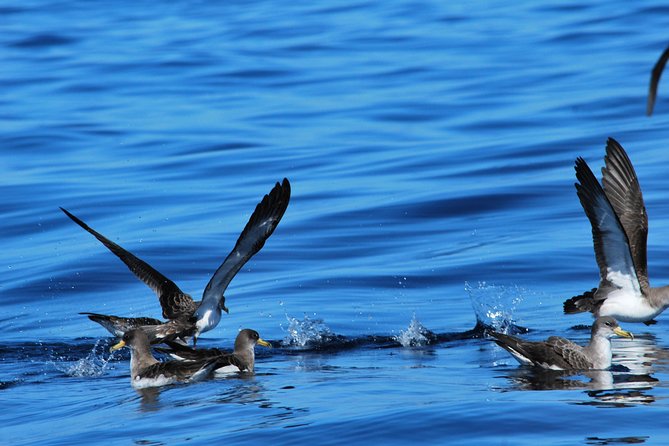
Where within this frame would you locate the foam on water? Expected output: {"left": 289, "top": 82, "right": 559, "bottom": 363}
{"left": 281, "top": 314, "right": 335, "bottom": 348}
{"left": 466, "top": 281, "right": 523, "bottom": 333}
{"left": 51, "top": 340, "right": 115, "bottom": 378}
{"left": 394, "top": 314, "right": 432, "bottom": 347}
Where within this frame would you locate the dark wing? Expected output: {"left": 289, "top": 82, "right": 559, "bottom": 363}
{"left": 140, "top": 317, "right": 195, "bottom": 344}
{"left": 574, "top": 157, "right": 642, "bottom": 296}
{"left": 60, "top": 207, "right": 196, "bottom": 319}
{"left": 492, "top": 333, "right": 573, "bottom": 369}
{"left": 545, "top": 337, "right": 591, "bottom": 369}
{"left": 600, "top": 138, "right": 649, "bottom": 293}
{"left": 647, "top": 44, "right": 669, "bottom": 116}
{"left": 155, "top": 340, "right": 230, "bottom": 360}
{"left": 195, "top": 179, "right": 290, "bottom": 316}
{"left": 138, "top": 358, "right": 218, "bottom": 382}
{"left": 80, "top": 312, "right": 162, "bottom": 337}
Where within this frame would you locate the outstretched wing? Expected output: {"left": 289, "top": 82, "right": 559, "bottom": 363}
{"left": 195, "top": 178, "right": 290, "bottom": 317}
{"left": 647, "top": 44, "right": 669, "bottom": 116}
{"left": 574, "top": 157, "right": 642, "bottom": 297}
{"left": 60, "top": 207, "right": 195, "bottom": 319}
{"left": 600, "top": 138, "right": 649, "bottom": 293}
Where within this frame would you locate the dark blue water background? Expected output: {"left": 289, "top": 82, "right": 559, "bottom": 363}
{"left": 3, "top": 1, "right": 669, "bottom": 444}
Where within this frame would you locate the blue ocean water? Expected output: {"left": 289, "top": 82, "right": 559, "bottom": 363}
{"left": 3, "top": 0, "right": 669, "bottom": 444}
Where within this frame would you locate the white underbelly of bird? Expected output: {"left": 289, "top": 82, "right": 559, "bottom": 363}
{"left": 599, "top": 290, "right": 663, "bottom": 322}
{"left": 132, "top": 374, "right": 176, "bottom": 389}
{"left": 196, "top": 308, "right": 221, "bottom": 335}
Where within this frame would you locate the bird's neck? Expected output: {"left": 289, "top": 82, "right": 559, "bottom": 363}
{"left": 584, "top": 336, "right": 612, "bottom": 370}
{"left": 234, "top": 345, "right": 255, "bottom": 373}
{"left": 129, "top": 346, "right": 159, "bottom": 380}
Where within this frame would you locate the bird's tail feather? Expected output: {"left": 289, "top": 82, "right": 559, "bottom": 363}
{"left": 563, "top": 288, "right": 597, "bottom": 314}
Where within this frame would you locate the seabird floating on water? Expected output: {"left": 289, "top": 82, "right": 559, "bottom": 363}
{"left": 491, "top": 316, "right": 633, "bottom": 370}
{"left": 563, "top": 139, "right": 669, "bottom": 324}
{"left": 64, "top": 178, "right": 290, "bottom": 344}
{"left": 110, "top": 329, "right": 220, "bottom": 388}
{"left": 156, "top": 328, "right": 271, "bottom": 375}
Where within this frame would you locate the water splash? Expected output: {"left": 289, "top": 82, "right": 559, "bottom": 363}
{"left": 281, "top": 314, "right": 335, "bottom": 348}
{"left": 51, "top": 340, "right": 115, "bottom": 377}
{"left": 466, "top": 281, "right": 523, "bottom": 333}
{"left": 394, "top": 314, "right": 432, "bottom": 347}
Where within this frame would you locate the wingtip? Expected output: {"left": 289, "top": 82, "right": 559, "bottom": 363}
{"left": 646, "top": 100, "right": 655, "bottom": 117}
{"left": 60, "top": 206, "right": 84, "bottom": 226}
{"left": 278, "top": 177, "right": 291, "bottom": 199}
{"left": 605, "top": 137, "right": 623, "bottom": 153}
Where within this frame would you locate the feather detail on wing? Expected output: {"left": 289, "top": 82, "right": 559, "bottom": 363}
{"left": 60, "top": 207, "right": 195, "bottom": 319}
{"left": 196, "top": 178, "right": 290, "bottom": 317}
{"left": 545, "top": 337, "right": 591, "bottom": 369}
{"left": 600, "top": 138, "right": 650, "bottom": 293}
{"left": 80, "top": 312, "right": 163, "bottom": 337}
{"left": 574, "top": 157, "right": 642, "bottom": 296}
{"left": 492, "top": 333, "right": 589, "bottom": 370}
{"left": 155, "top": 342, "right": 246, "bottom": 371}
{"left": 137, "top": 358, "right": 219, "bottom": 382}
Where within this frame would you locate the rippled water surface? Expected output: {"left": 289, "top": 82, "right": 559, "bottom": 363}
{"left": 4, "top": 1, "right": 669, "bottom": 444}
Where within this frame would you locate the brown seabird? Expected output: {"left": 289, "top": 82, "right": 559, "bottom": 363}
{"left": 110, "top": 329, "right": 221, "bottom": 388}
{"left": 491, "top": 317, "right": 633, "bottom": 370}
{"left": 563, "top": 138, "right": 669, "bottom": 324}
{"left": 64, "top": 178, "right": 290, "bottom": 344}
{"left": 156, "top": 328, "right": 272, "bottom": 375}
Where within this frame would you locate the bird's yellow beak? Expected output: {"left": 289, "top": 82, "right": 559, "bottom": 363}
{"left": 614, "top": 327, "right": 634, "bottom": 340}
{"left": 257, "top": 338, "right": 272, "bottom": 348}
{"left": 110, "top": 340, "right": 126, "bottom": 352}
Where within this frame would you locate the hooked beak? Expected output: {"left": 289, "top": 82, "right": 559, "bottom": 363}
{"left": 110, "top": 340, "right": 126, "bottom": 352}
{"left": 614, "top": 327, "right": 634, "bottom": 340}
{"left": 257, "top": 338, "right": 272, "bottom": 348}
{"left": 223, "top": 305, "right": 229, "bottom": 314}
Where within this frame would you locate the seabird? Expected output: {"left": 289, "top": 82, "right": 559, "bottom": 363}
{"left": 64, "top": 178, "right": 290, "bottom": 344}
{"left": 491, "top": 316, "right": 633, "bottom": 370}
{"left": 563, "top": 139, "right": 669, "bottom": 324}
{"left": 156, "top": 328, "right": 271, "bottom": 375}
{"left": 647, "top": 44, "right": 669, "bottom": 116}
{"left": 110, "top": 329, "right": 223, "bottom": 388}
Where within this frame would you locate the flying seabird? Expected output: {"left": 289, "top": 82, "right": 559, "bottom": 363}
{"left": 491, "top": 316, "right": 633, "bottom": 370}
{"left": 647, "top": 44, "right": 669, "bottom": 116}
{"left": 156, "top": 328, "right": 272, "bottom": 375}
{"left": 563, "top": 139, "right": 669, "bottom": 324}
{"left": 110, "top": 329, "right": 223, "bottom": 388}
{"left": 64, "top": 178, "right": 290, "bottom": 344}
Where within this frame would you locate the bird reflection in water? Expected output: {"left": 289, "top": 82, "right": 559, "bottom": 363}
{"left": 137, "top": 387, "right": 161, "bottom": 412}
{"left": 586, "top": 435, "right": 649, "bottom": 445}
{"left": 493, "top": 332, "right": 663, "bottom": 407}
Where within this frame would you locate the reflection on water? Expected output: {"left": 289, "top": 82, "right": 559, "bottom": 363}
{"left": 498, "top": 367, "right": 657, "bottom": 407}
{"left": 135, "top": 370, "right": 310, "bottom": 429}
{"left": 137, "top": 387, "right": 161, "bottom": 412}
{"left": 585, "top": 436, "right": 649, "bottom": 445}
{"left": 494, "top": 334, "right": 665, "bottom": 408}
